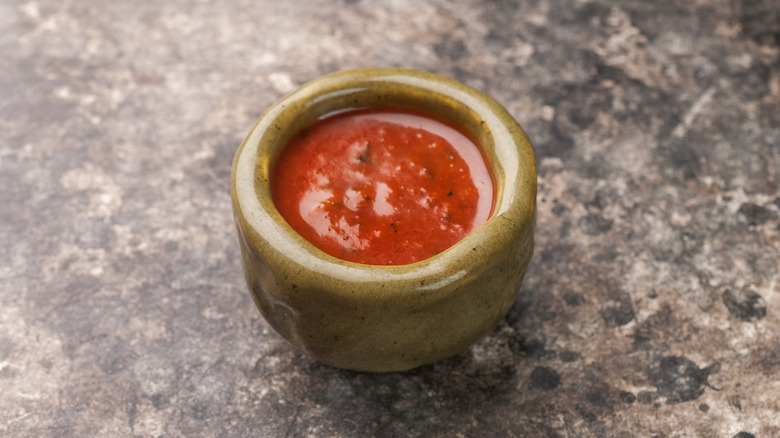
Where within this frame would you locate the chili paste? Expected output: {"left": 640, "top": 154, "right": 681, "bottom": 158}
{"left": 272, "top": 108, "right": 494, "bottom": 265}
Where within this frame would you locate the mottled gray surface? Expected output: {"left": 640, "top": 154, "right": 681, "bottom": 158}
{"left": 1, "top": 0, "right": 778, "bottom": 436}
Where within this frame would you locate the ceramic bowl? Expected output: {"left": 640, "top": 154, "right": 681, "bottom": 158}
{"left": 231, "top": 68, "right": 536, "bottom": 372}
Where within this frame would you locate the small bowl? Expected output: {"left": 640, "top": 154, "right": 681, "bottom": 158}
{"left": 231, "top": 68, "right": 536, "bottom": 372}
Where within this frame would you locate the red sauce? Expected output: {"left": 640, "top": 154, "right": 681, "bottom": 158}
{"left": 272, "top": 108, "right": 494, "bottom": 265}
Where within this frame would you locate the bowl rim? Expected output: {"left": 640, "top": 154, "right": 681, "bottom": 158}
{"left": 231, "top": 67, "right": 536, "bottom": 297}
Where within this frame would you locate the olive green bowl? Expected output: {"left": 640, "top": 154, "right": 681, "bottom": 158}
{"left": 231, "top": 68, "right": 536, "bottom": 372}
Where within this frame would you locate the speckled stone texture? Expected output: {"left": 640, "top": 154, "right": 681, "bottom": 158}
{"left": 1, "top": 0, "right": 778, "bottom": 436}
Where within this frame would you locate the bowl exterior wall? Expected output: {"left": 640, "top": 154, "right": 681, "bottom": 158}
{"left": 235, "top": 213, "right": 534, "bottom": 372}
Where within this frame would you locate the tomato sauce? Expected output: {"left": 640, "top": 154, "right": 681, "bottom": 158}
{"left": 272, "top": 108, "right": 494, "bottom": 265}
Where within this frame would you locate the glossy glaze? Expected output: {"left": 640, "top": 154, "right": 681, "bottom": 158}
{"left": 231, "top": 68, "right": 536, "bottom": 372}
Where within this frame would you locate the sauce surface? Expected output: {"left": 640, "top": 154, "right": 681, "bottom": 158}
{"left": 272, "top": 108, "right": 494, "bottom": 265}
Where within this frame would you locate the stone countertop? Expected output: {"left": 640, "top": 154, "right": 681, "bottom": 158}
{"left": 1, "top": 0, "right": 778, "bottom": 436}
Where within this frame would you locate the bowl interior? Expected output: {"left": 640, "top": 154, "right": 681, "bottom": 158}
{"left": 232, "top": 67, "right": 535, "bottom": 285}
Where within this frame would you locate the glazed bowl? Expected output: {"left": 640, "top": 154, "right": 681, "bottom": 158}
{"left": 231, "top": 68, "right": 536, "bottom": 372}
